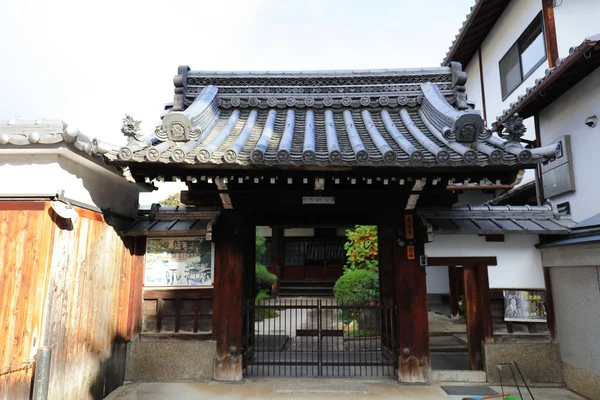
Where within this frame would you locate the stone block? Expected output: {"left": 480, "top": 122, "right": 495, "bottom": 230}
{"left": 563, "top": 361, "right": 600, "bottom": 400}
{"left": 483, "top": 342, "right": 562, "bottom": 384}
{"left": 125, "top": 340, "right": 216, "bottom": 381}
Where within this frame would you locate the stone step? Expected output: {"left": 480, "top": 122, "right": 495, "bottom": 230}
{"left": 432, "top": 369, "right": 487, "bottom": 383}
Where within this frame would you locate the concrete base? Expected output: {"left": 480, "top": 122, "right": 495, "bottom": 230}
{"left": 483, "top": 342, "right": 562, "bottom": 384}
{"left": 125, "top": 340, "right": 216, "bottom": 382}
{"left": 213, "top": 354, "right": 243, "bottom": 381}
{"left": 563, "top": 362, "right": 600, "bottom": 400}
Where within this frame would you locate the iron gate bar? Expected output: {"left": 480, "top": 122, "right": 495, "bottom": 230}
{"left": 243, "top": 298, "right": 397, "bottom": 377}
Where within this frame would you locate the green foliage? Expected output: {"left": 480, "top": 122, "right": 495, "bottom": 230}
{"left": 333, "top": 269, "right": 380, "bottom": 305}
{"left": 255, "top": 289, "right": 271, "bottom": 303}
{"left": 255, "top": 308, "right": 279, "bottom": 319}
{"left": 255, "top": 263, "right": 277, "bottom": 291}
{"left": 159, "top": 193, "right": 185, "bottom": 206}
{"left": 256, "top": 229, "right": 266, "bottom": 263}
{"left": 344, "top": 225, "right": 378, "bottom": 273}
{"left": 346, "top": 329, "right": 380, "bottom": 338}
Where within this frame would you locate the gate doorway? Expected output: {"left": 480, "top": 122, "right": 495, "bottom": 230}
{"left": 243, "top": 298, "right": 397, "bottom": 377}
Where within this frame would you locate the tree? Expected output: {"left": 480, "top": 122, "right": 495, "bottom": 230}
{"left": 344, "top": 225, "right": 378, "bottom": 273}
{"left": 159, "top": 193, "right": 185, "bottom": 206}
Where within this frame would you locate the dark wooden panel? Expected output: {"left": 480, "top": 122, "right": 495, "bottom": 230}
{"left": 143, "top": 288, "right": 214, "bottom": 300}
{"left": 477, "top": 265, "right": 494, "bottom": 343}
{"left": 388, "top": 212, "right": 430, "bottom": 383}
{"left": 427, "top": 257, "right": 498, "bottom": 267}
{"left": 464, "top": 265, "right": 483, "bottom": 370}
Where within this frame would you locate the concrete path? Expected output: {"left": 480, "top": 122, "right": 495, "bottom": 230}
{"left": 104, "top": 380, "right": 587, "bottom": 400}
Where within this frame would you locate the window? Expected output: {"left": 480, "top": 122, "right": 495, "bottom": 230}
{"left": 284, "top": 239, "right": 346, "bottom": 266}
{"left": 144, "top": 238, "right": 213, "bottom": 286}
{"left": 499, "top": 13, "right": 546, "bottom": 99}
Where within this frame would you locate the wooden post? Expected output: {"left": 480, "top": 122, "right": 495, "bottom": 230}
{"left": 543, "top": 267, "right": 556, "bottom": 340}
{"left": 463, "top": 265, "right": 483, "bottom": 370}
{"left": 126, "top": 236, "right": 146, "bottom": 339}
{"left": 477, "top": 265, "right": 494, "bottom": 343}
{"left": 212, "top": 211, "right": 251, "bottom": 381}
{"left": 388, "top": 212, "right": 430, "bottom": 383}
{"left": 271, "top": 227, "right": 284, "bottom": 295}
{"left": 448, "top": 265, "right": 460, "bottom": 319}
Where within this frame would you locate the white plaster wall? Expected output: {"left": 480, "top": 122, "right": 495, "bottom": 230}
{"left": 551, "top": 266, "right": 600, "bottom": 375}
{"left": 554, "top": 0, "right": 600, "bottom": 60}
{"left": 256, "top": 226, "right": 272, "bottom": 237}
{"left": 425, "top": 234, "right": 544, "bottom": 289}
{"left": 455, "top": 190, "right": 497, "bottom": 206}
{"left": 478, "top": 0, "right": 545, "bottom": 139}
{"left": 0, "top": 153, "right": 142, "bottom": 217}
{"left": 284, "top": 228, "right": 314, "bottom": 237}
{"left": 426, "top": 266, "right": 449, "bottom": 294}
{"left": 538, "top": 68, "right": 600, "bottom": 222}
{"left": 464, "top": 50, "right": 484, "bottom": 112}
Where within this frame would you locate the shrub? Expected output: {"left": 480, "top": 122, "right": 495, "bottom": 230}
{"left": 255, "top": 263, "right": 277, "bottom": 292}
{"left": 344, "top": 225, "right": 378, "bottom": 273}
{"left": 333, "top": 269, "right": 380, "bottom": 305}
{"left": 255, "top": 288, "right": 271, "bottom": 303}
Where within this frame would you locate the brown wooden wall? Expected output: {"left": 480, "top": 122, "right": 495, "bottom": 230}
{"left": 0, "top": 202, "right": 55, "bottom": 400}
{"left": 0, "top": 201, "right": 137, "bottom": 400}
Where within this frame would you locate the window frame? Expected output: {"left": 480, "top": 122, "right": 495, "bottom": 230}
{"left": 500, "top": 12, "right": 547, "bottom": 100}
{"left": 144, "top": 236, "right": 215, "bottom": 288}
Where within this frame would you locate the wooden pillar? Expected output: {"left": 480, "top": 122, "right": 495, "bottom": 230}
{"left": 448, "top": 265, "right": 460, "bottom": 319}
{"left": 126, "top": 236, "right": 146, "bottom": 339}
{"left": 463, "top": 265, "right": 483, "bottom": 370}
{"left": 477, "top": 265, "right": 494, "bottom": 343}
{"left": 270, "top": 227, "right": 284, "bottom": 295}
{"left": 543, "top": 267, "right": 557, "bottom": 340}
{"left": 212, "top": 211, "right": 253, "bottom": 381}
{"left": 386, "top": 212, "right": 430, "bottom": 383}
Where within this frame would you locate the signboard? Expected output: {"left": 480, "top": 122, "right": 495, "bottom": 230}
{"left": 503, "top": 290, "right": 547, "bottom": 322}
{"left": 302, "top": 196, "right": 335, "bottom": 205}
{"left": 145, "top": 238, "right": 213, "bottom": 286}
{"left": 405, "top": 214, "right": 414, "bottom": 239}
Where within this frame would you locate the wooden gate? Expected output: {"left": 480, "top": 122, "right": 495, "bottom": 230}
{"left": 243, "top": 298, "right": 397, "bottom": 377}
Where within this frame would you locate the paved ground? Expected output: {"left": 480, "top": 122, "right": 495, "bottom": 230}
{"left": 105, "top": 380, "right": 588, "bottom": 400}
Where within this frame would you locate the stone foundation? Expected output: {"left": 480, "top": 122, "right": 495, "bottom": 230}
{"left": 563, "top": 362, "right": 600, "bottom": 400}
{"left": 483, "top": 343, "right": 562, "bottom": 384}
{"left": 125, "top": 340, "right": 216, "bottom": 381}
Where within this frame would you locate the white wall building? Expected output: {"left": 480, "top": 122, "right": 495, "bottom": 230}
{"left": 443, "top": 1, "right": 600, "bottom": 397}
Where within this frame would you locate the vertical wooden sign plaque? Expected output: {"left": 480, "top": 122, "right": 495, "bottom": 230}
{"left": 405, "top": 214, "right": 414, "bottom": 239}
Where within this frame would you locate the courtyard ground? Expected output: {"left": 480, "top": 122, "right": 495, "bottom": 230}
{"left": 104, "top": 380, "right": 587, "bottom": 400}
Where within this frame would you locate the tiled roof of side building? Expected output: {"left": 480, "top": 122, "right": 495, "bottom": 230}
{"left": 441, "top": 0, "right": 511, "bottom": 67}
{"left": 494, "top": 34, "right": 600, "bottom": 129}
{"left": 420, "top": 203, "right": 574, "bottom": 235}
{"left": 100, "top": 65, "right": 557, "bottom": 168}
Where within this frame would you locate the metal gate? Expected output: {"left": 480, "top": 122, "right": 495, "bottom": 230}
{"left": 243, "top": 298, "right": 397, "bottom": 377}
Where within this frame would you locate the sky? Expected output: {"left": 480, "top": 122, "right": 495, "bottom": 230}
{"left": 1, "top": 0, "right": 475, "bottom": 203}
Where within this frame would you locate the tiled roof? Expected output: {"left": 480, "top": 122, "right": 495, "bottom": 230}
{"left": 442, "top": 0, "right": 511, "bottom": 66}
{"left": 420, "top": 204, "right": 573, "bottom": 235}
{"left": 1, "top": 65, "right": 557, "bottom": 171}
{"left": 0, "top": 118, "right": 95, "bottom": 153}
{"left": 494, "top": 34, "right": 600, "bottom": 128}
{"left": 101, "top": 66, "right": 556, "bottom": 168}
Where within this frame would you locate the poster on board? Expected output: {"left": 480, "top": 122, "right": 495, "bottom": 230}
{"left": 504, "top": 290, "right": 547, "bottom": 322}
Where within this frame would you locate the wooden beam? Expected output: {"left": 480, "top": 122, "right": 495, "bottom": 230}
{"left": 477, "top": 265, "right": 494, "bottom": 343}
{"left": 388, "top": 211, "right": 430, "bottom": 383}
{"left": 127, "top": 236, "right": 146, "bottom": 339}
{"left": 543, "top": 267, "right": 557, "bottom": 340}
{"left": 477, "top": 48, "right": 487, "bottom": 121}
{"left": 212, "top": 211, "right": 249, "bottom": 381}
{"left": 463, "top": 265, "right": 483, "bottom": 370}
{"left": 427, "top": 257, "right": 497, "bottom": 267}
{"left": 542, "top": 0, "right": 559, "bottom": 68}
